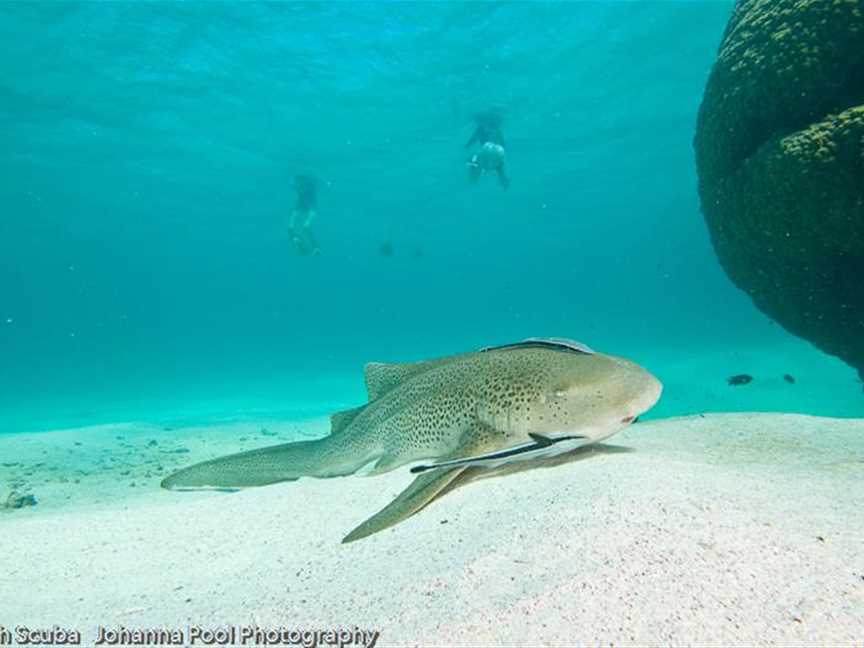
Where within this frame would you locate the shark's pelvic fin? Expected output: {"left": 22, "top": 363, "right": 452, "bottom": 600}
{"left": 342, "top": 466, "right": 468, "bottom": 543}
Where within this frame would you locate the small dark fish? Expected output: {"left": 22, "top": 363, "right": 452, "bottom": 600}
{"left": 727, "top": 374, "right": 753, "bottom": 386}
{"left": 379, "top": 242, "right": 393, "bottom": 257}
{"left": 783, "top": 374, "right": 796, "bottom": 384}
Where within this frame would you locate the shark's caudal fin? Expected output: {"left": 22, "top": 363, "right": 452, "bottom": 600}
{"left": 162, "top": 405, "right": 374, "bottom": 491}
{"left": 341, "top": 466, "right": 468, "bottom": 543}
{"left": 161, "top": 438, "right": 332, "bottom": 490}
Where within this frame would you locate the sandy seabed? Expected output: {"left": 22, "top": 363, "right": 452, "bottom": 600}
{"left": 1, "top": 413, "right": 862, "bottom": 647}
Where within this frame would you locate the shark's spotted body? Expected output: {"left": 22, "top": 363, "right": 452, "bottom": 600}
{"left": 162, "top": 339, "right": 662, "bottom": 542}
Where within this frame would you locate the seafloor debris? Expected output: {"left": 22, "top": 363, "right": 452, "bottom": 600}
{"left": 727, "top": 374, "right": 753, "bottom": 386}
{"left": 3, "top": 490, "right": 37, "bottom": 510}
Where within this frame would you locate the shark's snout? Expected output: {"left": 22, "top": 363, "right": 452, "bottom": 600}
{"left": 629, "top": 371, "right": 663, "bottom": 418}
{"left": 607, "top": 357, "right": 662, "bottom": 425}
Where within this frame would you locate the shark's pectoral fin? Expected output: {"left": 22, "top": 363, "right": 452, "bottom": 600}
{"left": 341, "top": 467, "right": 468, "bottom": 544}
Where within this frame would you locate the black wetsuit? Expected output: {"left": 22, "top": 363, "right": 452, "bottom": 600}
{"left": 294, "top": 175, "right": 317, "bottom": 212}
{"left": 465, "top": 112, "right": 509, "bottom": 188}
{"left": 290, "top": 175, "right": 320, "bottom": 256}
{"left": 466, "top": 111, "right": 505, "bottom": 148}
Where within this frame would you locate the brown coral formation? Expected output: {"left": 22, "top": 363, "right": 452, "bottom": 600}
{"left": 695, "top": 0, "right": 864, "bottom": 376}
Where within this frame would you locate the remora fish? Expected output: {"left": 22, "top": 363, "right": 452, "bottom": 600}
{"left": 161, "top": 338, "right": 662, "bottom": 542}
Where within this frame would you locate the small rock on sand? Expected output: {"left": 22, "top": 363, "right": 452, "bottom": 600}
{"left": 3, "top": 491, "right": 37, "bottom": 510}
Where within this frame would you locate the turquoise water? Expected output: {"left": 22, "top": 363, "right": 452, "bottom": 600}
{"left": 1, "top": 1, "right": 862, "bottom": 434}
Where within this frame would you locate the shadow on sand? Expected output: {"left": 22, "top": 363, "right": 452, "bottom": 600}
{"left": 438, "top": 442, "right": 634, "bottom": 500}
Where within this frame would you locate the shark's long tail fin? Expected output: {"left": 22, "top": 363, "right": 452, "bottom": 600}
{"left": 161, "top": 438, "right": 337, "bottom": 490}
{"left": 162, "top": 404, "right": 377, "bottom": 491}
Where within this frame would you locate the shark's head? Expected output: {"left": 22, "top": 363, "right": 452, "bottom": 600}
{"left": 480, "top": 347, "right": 662, "bottom": 443}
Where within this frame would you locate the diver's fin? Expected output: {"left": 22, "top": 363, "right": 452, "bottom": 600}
{"left": 160, "top": 438, "right": 335, "bottom": 490}
{"left": 342, "top": 466, "right": 468, "bottom": 543}
{"left": 305, "top": 228, "right": 320, "bottom": 256}
{"left": 497, "top": 166, "right": 510, "bottom": 189}
{"left": 330, "top": 405, "right": 366, "bottom": 435}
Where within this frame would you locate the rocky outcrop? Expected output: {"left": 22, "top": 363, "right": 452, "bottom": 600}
{"left": 694, "top": 0, "right": 864, "bottom": 376}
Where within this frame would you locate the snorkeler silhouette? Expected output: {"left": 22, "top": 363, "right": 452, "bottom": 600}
{"left": 289, "top": 174, "right": 320, "bottom": 256}
{"left": 466, "top": 109, "right": 509, "bottom": 189}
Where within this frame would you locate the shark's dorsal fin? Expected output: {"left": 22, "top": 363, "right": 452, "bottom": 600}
{"left": 330, "top": 405, "right": 366, "bottom": 435}
{"left": 364, "top": 361, "right": 436, "bottom": 399}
